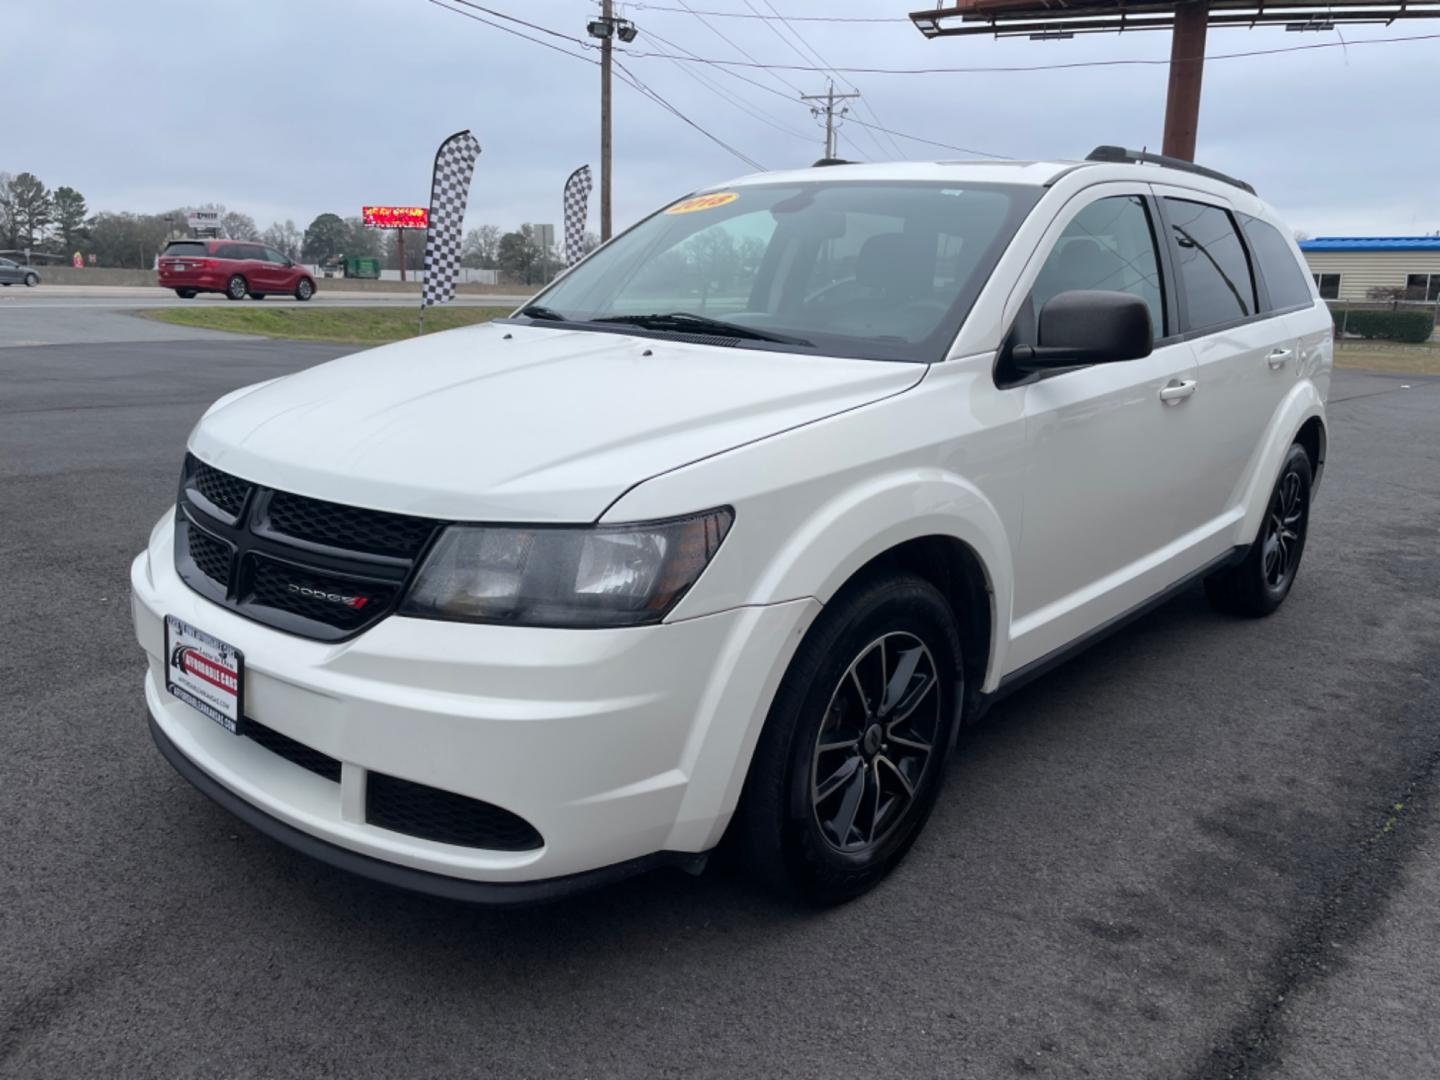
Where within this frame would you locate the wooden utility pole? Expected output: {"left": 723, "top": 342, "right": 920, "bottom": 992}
{"left": 1162, "top": 0, "right": 1209, "bottom": 161}
{"left": 801, "top": 82, "right": 861, "bottom": 160}
{"left": 396, "top": 229, "right": 407, "bottom": 283}
{"left": 600, "top": 0, "right": 613, "bottom": 241}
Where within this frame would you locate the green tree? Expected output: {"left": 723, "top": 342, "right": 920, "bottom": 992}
{"left": 51, "top": 186, "right": 88, "bottom": 251}
{"left": 0, "top": 173, "right": 15, "bottom": 249}
{"left": 301, "top": 212, "right": 346, "bottom": 261}
{"left": 498, "top": 225, "right": 541, "bottom": 284}
{"left": 8, "top": 172, "right": 52, "bottom": 251}
{"left": 86, "top": 211, "right": 173, "bottom": 268}
{"left": 342, "top": 217, "right": 381, "bottom": 259}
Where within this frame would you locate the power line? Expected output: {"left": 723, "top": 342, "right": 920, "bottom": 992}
{"left": 641, "top": 26, "right": 816, "bottom": 141}
{"left": 613, "top": 58, "right": 767, "bottom": 169}
{"left": 672, "top": 0, "right": 805, "bottom": 97}
{"left": 745, "top": 0, "right": 903, "bottom": 159}
{"left": 843, "top": 116, "right": 1012, "bottom": 160}
{"left": 428, "top": 0, "right": 764, "bottom": 172}
{"left": 617, "top": 31, "right": 1440, "bottom": 75}
{"left": 633, "top": 3, "right": 906, "bottom": 22}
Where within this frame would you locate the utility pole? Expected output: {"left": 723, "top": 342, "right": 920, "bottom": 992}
{"left": 801, "top": 82, "right": 860, "bottom": 160}
{"left": 600, "top": 0, "right": 613, "bottom": 241}
{"left": 587, "top": 5, "right": 637, "bottom": 241}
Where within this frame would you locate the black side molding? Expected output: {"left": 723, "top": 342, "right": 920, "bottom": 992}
{"left": 147, "top": 712, "right": 707, "bottom": 906}
{"left": 978, "top": 545, "right": 1249, "bottom": 710}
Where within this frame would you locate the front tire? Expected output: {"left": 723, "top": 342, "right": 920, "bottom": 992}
{"left": 24, "top": 273, "right": 39, "bottom": 287}
{"left": 225, "top": 274, "right": 248, "bottom": 301}
{"left": 294, "top": 278, "right": 314, "bottom": 301}
{"left": 1205, "top": 443, "right": 1313, "bottom": 617}
{"left": 734, "top": 574, "right": 962, "bottom": 905}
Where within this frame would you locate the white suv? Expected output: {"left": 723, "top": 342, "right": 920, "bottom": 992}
{"left": 131, "top": 148, "right": 1331, "bottom": 905}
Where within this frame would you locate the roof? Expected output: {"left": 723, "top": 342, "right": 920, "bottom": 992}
{"left": 1300, "top": 237, "right": 1440, "bottom": 252}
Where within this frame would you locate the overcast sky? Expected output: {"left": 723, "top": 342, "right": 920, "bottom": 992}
{"left": 2, "top": 0, "right": 1437, "bottom": 238}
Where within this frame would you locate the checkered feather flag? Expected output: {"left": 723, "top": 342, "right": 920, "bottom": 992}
{"left": 563, "top": 165, "right": 593, "bottom": 267}
{"left": 420, "top": 129, "right": 482, "bottom": 309}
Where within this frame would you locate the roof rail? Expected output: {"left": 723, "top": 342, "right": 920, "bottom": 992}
{"left": 1085, "top": 145, "right": 1255, "bottom": 195}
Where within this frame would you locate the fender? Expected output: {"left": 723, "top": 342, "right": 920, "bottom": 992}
{"left": 745, "top": 472, "right": 1013, "bottom": 691}
{"left": 1232, "top": 379, "right": 1327, "bottom": 548}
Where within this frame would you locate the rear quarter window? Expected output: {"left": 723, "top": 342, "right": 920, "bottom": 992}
{"left": 1241, "top": 217, "right": 1315, "bottom": 311}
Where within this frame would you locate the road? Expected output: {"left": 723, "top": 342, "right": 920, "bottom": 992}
{"left": 2, "top": 314, "right": 1438, "bottom": 1079}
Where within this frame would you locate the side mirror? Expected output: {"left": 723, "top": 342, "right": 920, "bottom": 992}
{"left": 1012, "top": 290, "right": 1154, "bottom": 371}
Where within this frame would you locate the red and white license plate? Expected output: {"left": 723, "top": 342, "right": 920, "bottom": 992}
{"left": 165, "top": 615, "right": 244, "bottom": 733}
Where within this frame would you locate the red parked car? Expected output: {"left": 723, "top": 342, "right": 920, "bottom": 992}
{"left": 157, "top": 239, "right": 316, "bottom": 301}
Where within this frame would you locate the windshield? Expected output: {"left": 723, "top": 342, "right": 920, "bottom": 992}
{"left": 521, "top": 180, "right": 1038, "bottom": 363}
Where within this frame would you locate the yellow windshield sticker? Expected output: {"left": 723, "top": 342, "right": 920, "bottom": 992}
{"left": 665, "top": 192, "right": 739, "bottom": 215}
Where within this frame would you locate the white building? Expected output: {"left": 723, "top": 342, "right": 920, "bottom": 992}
{"left": 1299, "top": 237, "right": 1440, "bottom": 303}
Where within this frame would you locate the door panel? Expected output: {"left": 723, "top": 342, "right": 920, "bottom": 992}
{"left": 1004, "top": 188, "right": 1200, "bottom": 671}
{"left": 1153, "top": 187, "right": 1293, "bottom": 546}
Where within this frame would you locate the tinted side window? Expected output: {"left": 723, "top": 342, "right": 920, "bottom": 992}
{"left": 1031, "top": 195, "right": 1166, "bottom": 337}
{"left": 1242, "top": 217, "right": 1313, "bottom": 310}
{"left": 1163, "top": 198, "right": 1256, "bottom": 332}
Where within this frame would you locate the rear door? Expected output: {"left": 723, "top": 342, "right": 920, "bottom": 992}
{"left": 1004, "top": 185, "right": 1202, "bottom": 670}
{"left": 1152, "top": 189, "right": 1292, "bottom": 547}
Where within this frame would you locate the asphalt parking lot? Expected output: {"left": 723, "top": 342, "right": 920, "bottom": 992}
{"left": 3, "top": 315, "right": 1439, "bottom": 1079}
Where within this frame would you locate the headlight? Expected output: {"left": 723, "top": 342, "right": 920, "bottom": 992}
{"left": 399, "top": 507, "right": 733, "bottom": 628}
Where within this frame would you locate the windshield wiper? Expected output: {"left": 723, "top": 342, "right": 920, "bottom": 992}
{"left": 592, "top": 312, "right": 813, "bottom": 348}
{"left": 517, "top": 304, "right": 570, "bottom": 322}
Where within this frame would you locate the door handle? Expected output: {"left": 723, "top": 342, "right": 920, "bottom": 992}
{"left": 1159, "top": 378, "right": 1198, "bottom": 404}
{"left": 1267, "top": 348, "right": 1292, "bottom": 369}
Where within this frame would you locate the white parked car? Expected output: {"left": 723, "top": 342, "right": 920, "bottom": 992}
{"left": 131, "top": 147, "right": 1332, "bottom": 905}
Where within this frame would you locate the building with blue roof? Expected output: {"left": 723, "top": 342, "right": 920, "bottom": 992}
{"left": 1298, "top": 236, "right": 1440, "bottom": 302}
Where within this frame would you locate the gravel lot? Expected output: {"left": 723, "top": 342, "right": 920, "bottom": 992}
{"left": 2, "top": 327, "right": 1438, "bottom": 1079}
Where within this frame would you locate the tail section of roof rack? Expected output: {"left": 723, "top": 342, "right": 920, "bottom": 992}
{"left": 1085, "top": 145, "right": 1255, "bottom": 195}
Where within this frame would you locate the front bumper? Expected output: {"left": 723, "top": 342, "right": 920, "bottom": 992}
{"left": 133, "top": 510, "right": 817, "bottom": 893}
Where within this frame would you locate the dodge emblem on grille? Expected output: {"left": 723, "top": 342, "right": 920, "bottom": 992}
{"left": 288, "top": 583, "right": 369, "bottom": 609}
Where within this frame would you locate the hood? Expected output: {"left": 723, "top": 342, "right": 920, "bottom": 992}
{"left": 190, "top": 321, "right": 923, "bottom": 522}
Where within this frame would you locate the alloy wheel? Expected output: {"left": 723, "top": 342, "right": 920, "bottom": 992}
{"left": 1263, "top": 466, "right": 1306, "bottom": 590}
{"left": 810, "top": 631, "right": 941, "bottom": 854}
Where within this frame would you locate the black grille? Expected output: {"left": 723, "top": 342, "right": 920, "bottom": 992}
{"left": 192, "top": 457, "right": 252, "bottom": 518}
{"left": 247, "top": 557, "right": 397, "bottom": 634}
{"left": 174, "top": 459, "right": 445, "bottom": 641}
{"left": 240, "top": 718, "right": 341, "bottom": 783}
{"left": 267, "top": 491, "right": 435, "bottom": 558}
{"left": 188, "top": 527, "right": 232, "bottom": 587}
{"left": 366, "top": 772, "right": 543, "bottom": 851}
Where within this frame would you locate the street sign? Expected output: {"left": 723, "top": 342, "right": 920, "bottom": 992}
{"left": 363, "top": 206, "right": 429, "bottom": 230}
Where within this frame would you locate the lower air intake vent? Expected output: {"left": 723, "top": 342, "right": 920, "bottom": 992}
{"left": 365, "top": 772, "right": 543, "bottom": 851}
{"left": 240, "top": 718, "right": 342, "bottom": 783}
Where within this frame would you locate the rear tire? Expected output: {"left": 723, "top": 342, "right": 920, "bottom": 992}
{"left": 174, "top": 288, "right": 197, "bottom": 299}
{"left": 24, "top": 273, "right": 39, "bottom": 287}
{"left": 1205, "top": 443, "right": 1313, "bottom": 617}
{"left": 225, "top": 274, "right": 247, "bottom": 301}
{"left": 294, "top": 278, "right": 314, "bottom": 301}
{"left": 733, "top": 574, "right": 962, "bottom": 905}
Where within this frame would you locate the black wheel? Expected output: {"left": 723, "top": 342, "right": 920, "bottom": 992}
{"left": 24, "top": 273, "right": 39, "bottom": 287}
{"left": 1206, "top": 443, "right": 1313, "bottom": 617}
{"left": 294, "top": 278, "right": 314, "bottom": 302}
{"left": 174, "top": 288, "right": 197, "bottom": 299}
{"left": 225, "top": 274, "right": 248, "bottom": 301}
{"left": 248, "top": 292, "right": 266, "bottom": 300}
{"left": 733, "top": 574, "right": 962, "bottom": 905}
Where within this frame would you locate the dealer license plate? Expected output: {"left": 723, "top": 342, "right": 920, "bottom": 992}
{"left": 164, "top": 615, "right": 244, "bottom": 733}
